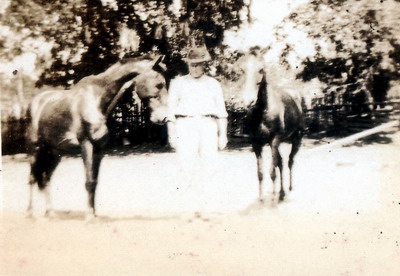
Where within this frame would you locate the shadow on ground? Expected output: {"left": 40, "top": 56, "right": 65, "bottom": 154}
{"left": 348, "top": 131, "right": 395, "bottom": 147}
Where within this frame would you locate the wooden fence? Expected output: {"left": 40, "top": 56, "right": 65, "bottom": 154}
{"left": 106, "top": 92, "right": 168, "bottom": 146}
{"left": 227, "top": 100, "right": 400, "bottom": 141}
{"left": 304, "top": 100, "right": 400, "bottom": 138}
{"left": 2, "top": 100, "right": 400, "bottom": 155}
{"left": 1, "top": 117, "right": 30, "bottom": 155}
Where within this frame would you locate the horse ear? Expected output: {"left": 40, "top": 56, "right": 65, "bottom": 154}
{"left": 153, "top": 55, "right": 167, "bottom": 73}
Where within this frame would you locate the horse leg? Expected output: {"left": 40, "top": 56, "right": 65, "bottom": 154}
{"left": 27, "top": 146, "right": 42, "bottom": 217}
{"left": 42, "top": 151, "right": 61, "bottom": 217}
{"left": 270, "top": 136, "right": 284, "bottom": 201}
{"left": 81, "top": 139, "right": 103, "bottom": 220}
{"left": 27, "top": 170, "right": 36, "bottom": 218}
{"left": 252, "top": 143, "right": 264, "bottom": 202}
{"left": 288, "top": 131, "right": 302, "bottom": 191}
{"left": 27, "top": 144, "right": 61, "bottom": 217}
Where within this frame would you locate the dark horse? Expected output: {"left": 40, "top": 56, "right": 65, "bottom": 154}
{"left": 26, "top": 55, "right": 168, "bottom": 219}
{"left": 241, "top": 50, "right": 305, "bottom": 202}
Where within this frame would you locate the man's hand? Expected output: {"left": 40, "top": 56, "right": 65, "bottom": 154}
{"left": 167, "top": 121, "right": 177, "bottom": 150}
{"left": 217, "top": 118, "right": 228, "bottom": 150}
{"left": 218, "top": 135, "right": 228, "bottom": 150}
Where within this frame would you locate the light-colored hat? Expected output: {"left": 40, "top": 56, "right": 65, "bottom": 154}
{"left": 184, "top": 46, "right": 211, "bottom": 63}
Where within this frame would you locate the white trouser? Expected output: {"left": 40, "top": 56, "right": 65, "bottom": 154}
{"left": 175, "top": 117, "right": 219, "bottom": 185}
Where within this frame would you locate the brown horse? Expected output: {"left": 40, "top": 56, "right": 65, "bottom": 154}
{"left": 241, "top": 50, "right": 305, "bottom": 202}
{"left": 26, "top": 55, "right": 168, "bottom": 219}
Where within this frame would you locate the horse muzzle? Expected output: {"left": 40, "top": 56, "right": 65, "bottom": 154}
{"left": 150, "top": 116, "right": 168, "bottom": 126}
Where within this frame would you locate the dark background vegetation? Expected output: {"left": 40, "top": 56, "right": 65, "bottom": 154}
{"left": 1, "top": 0, "right": 399, "bottom": 155}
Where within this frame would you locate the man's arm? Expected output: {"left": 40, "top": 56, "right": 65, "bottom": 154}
{"left": 214, "top": 80, "right": 229, "bottom": 150}
{"left": 166, "top": 79, "right": 179, "bottom": 149}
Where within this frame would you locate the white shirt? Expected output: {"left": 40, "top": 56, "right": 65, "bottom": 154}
{"left": 167, "top": 74, "right": 228, "bottom": 122}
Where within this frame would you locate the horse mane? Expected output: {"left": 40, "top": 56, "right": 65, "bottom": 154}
{"left": 246, "top": 73, "right": 267, "bottom": 130}
{"left": 75, "top": 55, "right": 156, "bottom": 86}
{"left": 256, "top": 73, "right": 268, "bottom": 108}
{"left": 120, "top": 54, "right": 155, "bottom": 64}
{"left": 122, "top": 54, "right": 166, "bottom": 74}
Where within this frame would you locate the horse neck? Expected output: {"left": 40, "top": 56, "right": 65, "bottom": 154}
{"left": 95, "top": 62, "right": 150, "bottom": 116}
{"left": 99, "top": 62, "right": 143, "bottom": 92}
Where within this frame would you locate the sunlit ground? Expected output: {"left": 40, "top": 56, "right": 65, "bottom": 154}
{"left": 2, "top": 128, "right": 400, "bottom": 276}
{"left": 2, "top": 128, "right": 399, "bottom": 217}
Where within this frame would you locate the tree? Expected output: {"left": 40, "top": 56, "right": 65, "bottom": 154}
{"left": 268, "top": 0, "right": 400, "bottom": 105}
{"left": 1, "top": 0, "right": 247, "bottom": 90}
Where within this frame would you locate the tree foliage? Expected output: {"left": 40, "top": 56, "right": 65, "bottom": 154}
{"left": 271, "top": 0, "right": 400, "bottom": 103}
{"left": 1, "top": 0, "right": 247, "bottom": 89}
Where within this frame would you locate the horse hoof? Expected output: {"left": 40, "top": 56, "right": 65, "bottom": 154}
{"left": 279, "top": 192, "right": 285, "bottom": 201}
{"left": 195, "top": 212, "right": 211, "bottom": 222}
{"left": 45, "top": 210, "right": 56, "bottom": 219}
{"left": 181, "top": 213, "right": 194, "bottom": 223}
{"left": 84, "top": 213, "right": 96, "bottom": 223}
{"left": 26, "top": 212, "right": 35, "bottom": 219}
{"left": 85, "top": 216, "right": 96, "bottom": 224}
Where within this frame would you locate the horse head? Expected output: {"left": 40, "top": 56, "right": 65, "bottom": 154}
{"left": 130, "top": 55, "right": 169, "bottom": 124}
{"left": 240, "top": 47, "right": 267, "bottom": 107}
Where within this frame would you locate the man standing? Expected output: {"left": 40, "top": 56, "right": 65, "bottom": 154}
{"left": 167, "top": 46, "right": 228, "bottom": 192}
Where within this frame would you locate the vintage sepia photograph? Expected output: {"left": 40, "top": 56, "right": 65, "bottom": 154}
{"left": 1, "top": 0, "right": 399, "bottom": 275}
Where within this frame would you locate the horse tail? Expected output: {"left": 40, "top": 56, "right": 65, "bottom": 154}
{"left": 25, "top": 91, "right": 49, "bottom": 149}
{"left": 25, "top": 90, "right": 55, "bottom": 146}
{"left": 25, "top": 102, "right": 38, "bottom": 153}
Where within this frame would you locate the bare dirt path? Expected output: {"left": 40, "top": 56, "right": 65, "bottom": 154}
{"left": 1, "top": 127, "right": 400, "bottom": 275}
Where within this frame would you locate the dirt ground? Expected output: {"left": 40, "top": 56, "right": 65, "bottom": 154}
{"left": 1, "top": 127, "right": 400, "bottom": 275}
